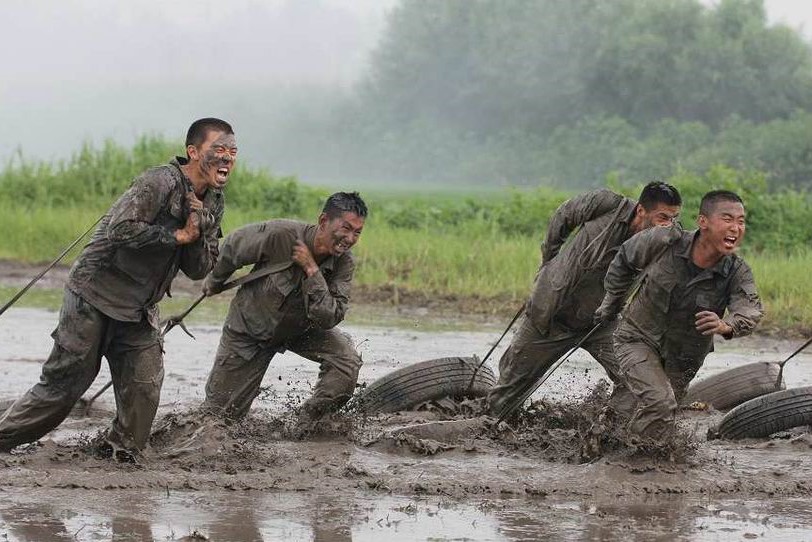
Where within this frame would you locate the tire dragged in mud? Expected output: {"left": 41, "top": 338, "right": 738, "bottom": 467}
{"left": 715, "top": 386, "right": 812, "bottom": 439}
{"left": 356, "top": 356, "right": 496, "bottom": 414}
{"left": 683, "top": 361, "right": 784, "bottom": 411}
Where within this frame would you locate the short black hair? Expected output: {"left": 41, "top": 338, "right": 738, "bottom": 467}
{"left": 638, "top": 181, "right": 682, "bottom": 211}
{"left": 322, "top": 191, "right": 368, "bottom": 219}
{"left": 699, "top": 190, "right": 744, "bottom": 216}
{"left": 185, "top": 118, "right": 234, "bottom": 150}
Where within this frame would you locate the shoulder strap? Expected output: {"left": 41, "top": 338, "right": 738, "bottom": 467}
{"left": 221, "top": 260, "right": 295, "bottom": 292}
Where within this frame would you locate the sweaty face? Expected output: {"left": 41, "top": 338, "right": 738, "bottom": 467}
{"left": 323, "top": 212, "right": 365, "bottom": 256}
{"left": 700, "top": 201, "right": 746, "bottom": 255}
{"left": 191, "top": 130, "right": 238, "bottom": 190}
{"left": 637, "top": 203, "right": 681, "bottom": 231}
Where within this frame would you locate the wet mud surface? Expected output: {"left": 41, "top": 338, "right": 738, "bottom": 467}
{"left": 2, "top": 307, "right": 812, "bottom": 540}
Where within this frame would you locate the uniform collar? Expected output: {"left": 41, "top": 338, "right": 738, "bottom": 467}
{"left": 170, "top": 156, "right": 223, "bottom": 205}
{"left": 678, "top": 230, "right": 735, "bottom": 277}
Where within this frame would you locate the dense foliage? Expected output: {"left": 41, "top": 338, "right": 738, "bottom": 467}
{"left": 262, "top": 0, "right": 812, "bottom": 188}
{"left": 2, "top": 136, "right": 810, "bottom": 253}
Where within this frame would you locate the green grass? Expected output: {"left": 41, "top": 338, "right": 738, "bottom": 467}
{"left": 353, "top": 223, "right": 536, "bottom": 299}
{"left": 2, "top": 203, "right": 810, "bottom": 334}
{"left": 748, "top": 251, "right": 812, "bottom": 334}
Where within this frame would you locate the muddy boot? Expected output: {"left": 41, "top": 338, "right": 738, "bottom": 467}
{"left": 292, "top": 407, "right": 324, "bottom": 440}
{"left": 580, "top": 407, "right": 612, "bottom": 461}
{"left": 89, "top": 431, "right": 142, "bottom": 465}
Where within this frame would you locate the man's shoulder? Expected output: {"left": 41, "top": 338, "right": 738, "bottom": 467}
{"left": 727, "top": 252, "right": 754, "bottom": 275}
{"left": 261, "top": 219, "right": 309, "bottom": 235}
{"left": 572, "top": 188, "right": 631, "bottom": 217}
{"left": 629, "top": 223, "right": 685, "bottom": 247}
{"left": 135, "top": 163, "right": 183, "bottom": 192}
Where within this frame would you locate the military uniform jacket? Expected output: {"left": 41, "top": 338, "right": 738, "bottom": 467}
{"left": 67, "top": 157, "right": 224, "bottom": 322}
{"left": 529, "top": 189, "right": 637, "bottom": 334}
{"left": 208, "top": 219, "right": 354, "bottom": 344}
{"left": 601, "top": 225, "right": 763, "bottom": 363}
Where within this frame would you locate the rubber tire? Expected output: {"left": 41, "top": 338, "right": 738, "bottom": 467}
{"left": 682, "top": 362, "right": 785, "bottom": 411}
{"left": 716, "top": 386, "right": 812, "bottom": 439}
{"left": 357, "top": 356, "right": 496, "bottom": 414}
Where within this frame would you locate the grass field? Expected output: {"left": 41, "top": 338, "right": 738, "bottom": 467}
{"left": 1, "top": 202, "right": 809, "bottom": 334}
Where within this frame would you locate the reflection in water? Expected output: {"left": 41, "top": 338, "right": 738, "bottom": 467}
{"left": 1, "top": 504, "right": 70, "bottom": 542}
{"left": 112, "top": 516, "right": 154, "bottom": 541}
{"left": 206, "top": 502, "right": 264, "bottom": 542}
{"left": 2, "top": 490, "right": 812, "bottom": 541}
{"left": 311, "top": 496, "right": 352, "bottom": 542}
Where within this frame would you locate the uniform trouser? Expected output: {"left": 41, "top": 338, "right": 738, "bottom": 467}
{"left": 486, "top": 316, "right": 635, "bottom": 417}
{"left": 202, "top": 326, "right": 363, "bottom": 420}
{"left": 0, "top": 289, "right": 164, "bottom": 452}
{"left": 613, "top": 340, "right": 703, "bottom": 439}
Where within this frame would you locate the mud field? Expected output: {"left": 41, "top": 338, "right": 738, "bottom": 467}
{"left": 1, "top": 305, "right": 812, "bottom": 541}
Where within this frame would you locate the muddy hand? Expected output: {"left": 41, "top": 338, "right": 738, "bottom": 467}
{"left": 174, "top": 211, "right": 201, "bottom": 245}
{"left": 695, "top": 311, "right": 732, "bottom": 336}
{"left": 201, "top": 274, "right": 224, "bottom": 297}
{"left": 292, "top": 240, "right": 319, "bottom": 277}
{"left": 185, "top": 191, "right": 203, "bottom": 212}
{"left": 593, "top": 305, "right": 616, "bottom": 326}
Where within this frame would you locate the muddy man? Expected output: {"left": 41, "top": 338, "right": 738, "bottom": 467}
{"left": 0, "top": 118, "right": 236, "bottom": 458}
{"left": 488, "top": 183, "right": 683, "bottom": 418}
{"left": 595, "top": 190, "right": 764, "bottom": 439}
{"left": 200, "top": 192, "right": 366, "bottom": 427}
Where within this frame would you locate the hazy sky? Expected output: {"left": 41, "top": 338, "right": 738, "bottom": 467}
{"left": 1, "top": 0, "right": 810, "bottom": 172}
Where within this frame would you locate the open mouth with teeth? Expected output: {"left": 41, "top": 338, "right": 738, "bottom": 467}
{"left": 215, "top": 167, "right": 230, "bottom": 185}
{"left": 335, "top": 240, "right": 352, "bottom": 252}
{"left": 722, "top": 235, "right": 738, "bottom": 250}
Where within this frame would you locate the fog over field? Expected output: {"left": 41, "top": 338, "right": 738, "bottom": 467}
{"left": 1, "top": 0, "right": 811, "bottom": 186}
{"left": 1, "top": 0, "right": 394, "bottom": 174}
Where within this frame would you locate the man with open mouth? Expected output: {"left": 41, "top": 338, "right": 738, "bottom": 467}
{"left": 0, "top": 118, "right": 234, "bottom": 460}
{"left": 595, "top": 190, "right": 763, "bottom": 439}
{"left": 199, "top": 192, "right": 367, "bottom": 431}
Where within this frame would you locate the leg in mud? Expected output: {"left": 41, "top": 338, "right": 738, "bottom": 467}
{"left": 287, "top": 328, "right": 362, "bottom": 423}
{"left": 0, "top": 290, "right": 106, "bottom": 452}
{"left": 104, "top": 319, "right": 164, "bottom": 457}
{"left": 583, "top": 323, "right": 635, "bottom": 421}
{"left": 486, "top": 316, "right": 575, "bottom": 418}
{"left": 615, "top": 340, "right": 678, "bottom": 440}
{"left": 202, "top": 328, "right": 276, "bottom": 421}
{"left": 664, "top": 356, "right": 705, "bottom": 406}
{"left": 580, "top": 325, "right": 633, "bottom": 459}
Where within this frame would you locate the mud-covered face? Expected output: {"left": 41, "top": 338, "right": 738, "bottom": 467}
{"left": 633, "top": 203, "right": 681, "bottom": 233}
{"left": 319, "top": 212, "right": 365, "bottom": 256}
{"left": 188, "top": 130, "right": 238, "bottom": 190}
{"left": 699, "top": 200, "right": 746, "bottom": 255}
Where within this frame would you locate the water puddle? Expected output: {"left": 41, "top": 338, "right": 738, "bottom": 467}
{"left": 1, "top": 489, "right": 811, "bottom": 541}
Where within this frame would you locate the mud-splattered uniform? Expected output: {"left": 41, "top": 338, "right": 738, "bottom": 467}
{"left": 487, "top": 189, "right": 638, "bottom": 416}
{"left": 598, "top": 225, "right": 763, "bottom": 438}
{"left": 201, "top": 219, "right": 362, "bottom": 420}
{"left": 0, "top": 158, "right": 223, "bottom": 452}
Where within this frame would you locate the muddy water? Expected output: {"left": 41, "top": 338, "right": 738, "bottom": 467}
{"left": 2, "top": 307, "right": 812, "bottom": 541}
{"left": 1, "top": 489, "right": 812, "bottom": 541}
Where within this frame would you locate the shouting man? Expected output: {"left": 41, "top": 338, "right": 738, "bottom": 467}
{"left": 201, "top": 192, "right": 366, "bottom": 426}
{"left": 0, "top": 118, "right": 236, "bottom": 458}
{"left": 488, "top": 182, "right": 682, "bottom": 418}
{"left": 595, "top": 190, "right": 763, "bottom": 439}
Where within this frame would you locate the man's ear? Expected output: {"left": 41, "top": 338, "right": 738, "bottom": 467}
{"left": 317, "top": 212, "right": 329, "bottom": 227}
{"left": 697, "top": 214, "right": 708, "bottom": 230}
{"left": 187, "top": 144, "right": 199, "bottom": 161}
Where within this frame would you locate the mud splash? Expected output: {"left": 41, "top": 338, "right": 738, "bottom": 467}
{"left": 2, "top": 308, "right": 812, "bottom": 540}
